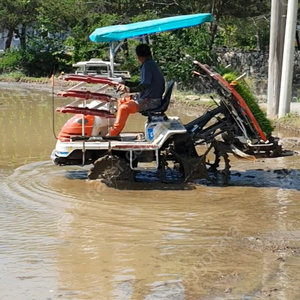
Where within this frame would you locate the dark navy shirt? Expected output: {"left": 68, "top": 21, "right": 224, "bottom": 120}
{"left": 128, "top": 58, "right": 165, "bottom": 101}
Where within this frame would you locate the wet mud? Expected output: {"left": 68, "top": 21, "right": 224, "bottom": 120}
{"left": 1, "top": 84, "right": 300, "bottom": 299}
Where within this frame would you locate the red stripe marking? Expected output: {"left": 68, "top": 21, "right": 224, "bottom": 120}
{"left": 194, "top": 63, "right": 267, "bottom": 141}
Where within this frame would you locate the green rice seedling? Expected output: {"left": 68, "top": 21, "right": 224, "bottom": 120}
{"left": 19, "top": 111, "right": 26, "bottom": 120}
{"left": 39, "top": 152, "right": 45, "bottom": 161}
{"left": 223, "top": 72, "right": 274, "bottom": 137}
{"left": 36, "top": 131, "right": 42, "bottom": 146}
{"left": 1, "top": 137, "right": 6, "bottom": 156}
{"left": 9, "top": 154, "right": 16, "bottom": 167}
{"left": 11, "top": 127, "right": 17, "bottom": 140}
{"left": 27, "top": 149, "right": 32, "bottom": 160}
{"left": 9, "top": 109, "right": 16, "bottom": 118}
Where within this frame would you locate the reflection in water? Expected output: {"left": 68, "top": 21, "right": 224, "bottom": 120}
{"left": 1, "top": 84, "right": 300, "bottom": 299}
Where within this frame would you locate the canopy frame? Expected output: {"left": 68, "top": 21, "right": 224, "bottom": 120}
{"left": 89, "top": 13, "right": 214, "bottom": 78}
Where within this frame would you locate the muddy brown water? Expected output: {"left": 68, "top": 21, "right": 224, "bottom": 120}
{"left": 1, "top": 83, "right": 300, "bottom": 300}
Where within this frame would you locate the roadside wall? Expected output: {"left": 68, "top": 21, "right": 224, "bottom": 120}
{"left": 213, "top": 48, "right": 300, "bottom": 101}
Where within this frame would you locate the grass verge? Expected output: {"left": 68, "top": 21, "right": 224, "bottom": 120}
{"left": 0, "top": 72, "right": 50, "bottom": 84}
{"left": 276, "top": 112, "right": 300, "bottom": 132}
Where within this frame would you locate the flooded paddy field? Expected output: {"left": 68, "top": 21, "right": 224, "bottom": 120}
{"left": 1, "top": 83, "right": 300, "bottom": 300}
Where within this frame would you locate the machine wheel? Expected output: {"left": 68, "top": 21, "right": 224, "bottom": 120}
{"left": 219, "top": 152, "right": 231, "bottom": 186}
{"left": 169, "top": 149, "right": 212, "bottom": 183}
{"left": 88, "top": 154, "right": 135, "bottom": 183}
{"left": 182, "top": 155, "right": 211, "bottom": 182}
{"left": 170, "top": 141, "right": 232, "bottom": 185}
{"left": 158, "top": 151, "right": 184, "bottom": 183}
{"left": 208, "top": 141, "right": 231, "bottom": 186}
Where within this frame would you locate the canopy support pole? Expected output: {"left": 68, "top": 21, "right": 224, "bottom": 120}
{"left": 109, "top": 41, "right": 124, "bottom": 78}
{"left": 109, "top": 41, "right": 115, "bottom": 77}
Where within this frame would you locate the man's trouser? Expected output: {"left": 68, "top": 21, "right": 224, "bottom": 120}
{"left": 109, "top": 97, "right": 139, "bottom": 136}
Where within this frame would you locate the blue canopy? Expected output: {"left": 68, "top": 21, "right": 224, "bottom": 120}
{"left": 90, "top": 13, "right": 214, "bottom": 43}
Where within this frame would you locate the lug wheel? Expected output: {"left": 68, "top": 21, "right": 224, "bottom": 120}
{"left": 88, "top": 154, "right": 135, "bottom": 183}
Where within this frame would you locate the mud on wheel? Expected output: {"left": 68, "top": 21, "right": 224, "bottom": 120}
{"left": 206, "top": 142, "right": 231, "bottom": 186}
{"left": 88, "top": 154, "right": 135, "bottom": 184}
{"left": 170, "top": 141, "right": 231, "bottom": 186}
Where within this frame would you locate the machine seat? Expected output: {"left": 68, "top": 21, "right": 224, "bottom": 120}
{"left": 141, "top": 81, "right": 174, "bottom": 118}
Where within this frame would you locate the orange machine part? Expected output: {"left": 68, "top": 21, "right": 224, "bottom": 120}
{"left": 57, "top": 90, "right": 117, "bottom": 102}
{"left": 62, "top": 74, "right": 117, "bottom": 85}
{"left": 56, "top": 106, "right": 115, "bottom": 118}
{"left": 193, "top": 63, "right": 267, "bottom": 142}
{"left": 58, "top": 114, "right": 95, "bottom": 142}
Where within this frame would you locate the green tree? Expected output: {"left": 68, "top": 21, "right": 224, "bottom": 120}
{"left": 0, "top": 0, "right": 274, "bottom": 79}
{"left": 0, "top": 0, "right": 40, "bottom": 51}
{"left": 215, "top": 16, "right": 270, "bottom": 50}
{"left": 152, "top": 25, "right": 214, "bottom": 89}
{"left": 206, "top": 0, "right": 270, "bottom": 45}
